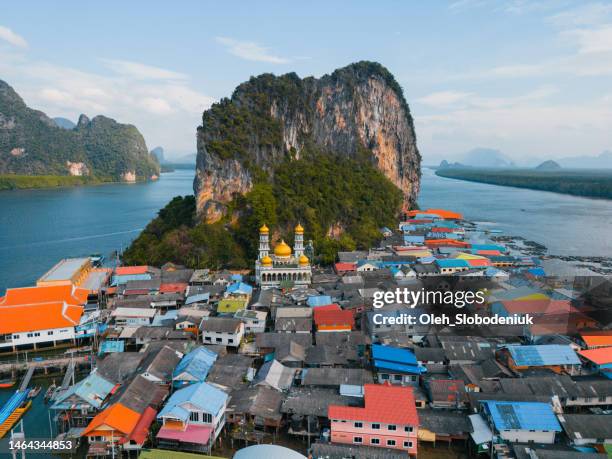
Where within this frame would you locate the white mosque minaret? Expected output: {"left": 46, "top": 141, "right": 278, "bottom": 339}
{"left": 255, "top": 223, "right": 311, "bottom": 289}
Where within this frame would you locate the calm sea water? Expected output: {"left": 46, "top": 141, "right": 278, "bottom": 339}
{"left": 1, "top": 167, "right": 611, "bottom": 294}
{"left": 419, "top": 168, "right": 612, "bottom": 257}
{"left": 0, "top": 169, "right": 195, "bottom": 293}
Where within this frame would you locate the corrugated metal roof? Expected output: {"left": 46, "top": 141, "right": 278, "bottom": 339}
{"left": 158, "top": 381, "right": 227, "bottom": 420}
{"left": 482, "top": 401, "right": 561, "bottom": 431}
{"left": 307, "top": 295, "right": 332, "bottom": 307}
{"left": 507, "top": 344, "right": 580, "bottom": 366}
{"left": 372, "top": 344, "right": 418, "bottom": 365}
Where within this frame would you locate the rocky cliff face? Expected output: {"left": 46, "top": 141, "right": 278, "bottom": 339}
{"left": 0, "top": 79, "right": 159, "bottom": 180}
{"left": 195, "top": 61, "right": 421, "bottom": 221}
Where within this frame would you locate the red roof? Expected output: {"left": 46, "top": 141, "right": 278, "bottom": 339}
{"left": 335, "top": 262, "right": 356, "bottom": 273}
{"left": 581, "top": 331, "right": 612, "bottom": 348}
{"left": 329, "top": 383, "right": 418, "bottom": 425}
{"left": 314, "top": 308, "right": 354, "bottom": 327}
{"left": 430, "top": 227, "right": 455, "bottom": 233}
{"left": 115, "top": 266, "right": 149, "bottom": 275}
{"left": 501, "top": 299, "right": 578, "bottom": 315}
{"left": 159, "top": 283, "right": 188, "bottom": 294}
{"left": 313, "top": 304, "right": 341, "bottom": 312}
{"left": 121, "top": 406, "right": 157, "bottom": 445}
{"left": 579, "top": 346, "right": 612, "bottom": 365}
{"left": 425, "top": 239, "right": 470, "bottom": 248}
{"left": 466, "top": 259, "right": 492, "bottom": 267}
{"left": 157, "top": 424, "right": 212, "bottom": 445}
{"left": 476, "top": 250, "right": 502, "bottom": 256}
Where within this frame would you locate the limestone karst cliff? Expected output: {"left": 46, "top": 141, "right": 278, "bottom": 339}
{"left": 194, "top": 61, "right": 421, "bottom": 222}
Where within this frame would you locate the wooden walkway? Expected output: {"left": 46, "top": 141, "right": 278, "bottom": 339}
{"left": 0, "top": 356, "right": 89, "bottom": 377}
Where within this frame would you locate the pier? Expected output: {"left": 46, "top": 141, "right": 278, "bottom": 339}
{"left": 0, "top": 356, "right": 89, "bottom": 380}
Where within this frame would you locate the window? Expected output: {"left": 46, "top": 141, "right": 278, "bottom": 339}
{"left": 371, "top": 438, "right": 380, "bottom": 445}
{"left": 387, "top": 439, "right": 396, "bottom": 446}
{"left": 202, "top": 413, "right": 212, "bottom": 423}
{"left": 372, "top": 423, "right": 380, "bottom": 430}
{"left": 13, "top": 334, "right": 19, "bottom": 339}
{"left": 215, "top": 338, "right": 222, "bottom": 343}
{"left": 388, "top": 424, "right": 396, "bottom": 431}
{"left": 393, "top": 374, "right": 402, "bottom": 381}
{"left": 228, "top": 339, "right": 234, "bottom": 344}
{"left": 204, "top": 336, "right": 212, "bottom": 342}
{"left": 404, "top": 426, "right": 413, "bottom": 432}
{"left": 354, "top": 422, "right": 363, "bottom": 428}
{"left": 47, "top": 331, "right": 54, "bottom": 335}
{"left": 34, "top": 332, "right": 40, "bottom": 337}
{"left": 404, "top": 441, "right": 413, "bottom": 448}
{"left": 189, "top": 411, "right": 199, "bottom": 422}
{"left": 380, "top": 374, "right": 389, "bottom": 380}
{"left": 353, "top": 437, "right": 362, "bottom": 444}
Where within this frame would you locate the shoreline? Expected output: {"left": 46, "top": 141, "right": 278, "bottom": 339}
{"left": 434, "top": 168, "right": 612, "bottom": 200}
{"left": 0, "top": 174, "right": 163, "bottom": 192}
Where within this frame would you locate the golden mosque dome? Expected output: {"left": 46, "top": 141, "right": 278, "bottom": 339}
{"left": 259, "top": 224, "right": 269, "bottom": 234}
{"left": 274, "top": 240, "right": 292, "bottom": 257}
{"left": 261, "top": 255, "right": 273, "bottom": 266}
{"left": 295, "top": 223, "right": 304, "bottom": 234}
{"left": 299, "top": 254, "right": 309, "bottom": 265}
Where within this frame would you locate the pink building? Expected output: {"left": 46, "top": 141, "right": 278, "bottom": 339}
{"left": 328, "top": 383, "right": 419, "bottom": 456}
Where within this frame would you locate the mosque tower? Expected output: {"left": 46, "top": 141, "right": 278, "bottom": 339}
{"left": 258, "top": 224, "right": 270, "bottom": 259}
{"left": 294, "top": 223, "right": 304, "bottom": 257}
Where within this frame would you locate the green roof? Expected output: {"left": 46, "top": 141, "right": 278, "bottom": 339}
{"left": 139, "top": 449, "right": 227, "bottom": 459}
{"left": 217, "top": 298, "right": 247, "bottom": 313}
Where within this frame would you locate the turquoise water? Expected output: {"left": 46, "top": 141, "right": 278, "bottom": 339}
{"left": 0, "top": 169, "right": 195, "bottom": 293}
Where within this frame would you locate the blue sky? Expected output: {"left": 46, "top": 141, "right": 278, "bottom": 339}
{"left": 1, "top": 0, "right": 611, "bottom": 163}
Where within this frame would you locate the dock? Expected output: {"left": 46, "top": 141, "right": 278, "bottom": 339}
{"left": 0, "top": 355, "right": 89, "bottom": 379}
{"left": 18, "top": 367, "right": 34, "bottom": 392}
{"left": 0, "top": 391, "right": 30, "bottom": 438}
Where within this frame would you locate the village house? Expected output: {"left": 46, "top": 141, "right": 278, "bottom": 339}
{"left": 157, "top": 382, "right": 228, "bottom": 454}
{"left": 172, "top": 346, "right": 218, "bottom": 388}
{"left": 313, "top": 304, "right": 354, "bottom": 332}
{"left": 425, "top": 379, "right": 468, "bottom": 409}
{"left": 480, "top": 400, "right": 561, "bottom": 444}
{"left": 0, "top": 284, "right": 90, "bottom": 352}
{"left": 371, "top": 344, "right": 426, "bottom": 385}
{"left": 557, "top": 414, "right": 612, "bottom": 447}
{"left": 201, "top": 317, "right": 244, "bottom": 347}
{"left": 234, "top": 309, "right": 268, "bottom": 333}
{"left": 328, "top": 383, "right": 419, "bottom": 456}
{"left": 499, "top": 344, "right": 582, "bottom": 375}
{"left": 578, "top": 346, "right": 612, "bottom": 379}
{"left": 111, "top": 307, "right": 156, "bottom": 327}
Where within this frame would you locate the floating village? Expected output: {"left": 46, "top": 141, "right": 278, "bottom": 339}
{"left": 0, "top": 209, "right": 610, "bottom": 459}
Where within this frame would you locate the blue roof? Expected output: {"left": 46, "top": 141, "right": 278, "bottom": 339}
{"left": 436, "top": 258, "right": 469, "bottom": 268}
{"left": 506, "top": 344, "right": 580, "bottom": 366}
{"left": 231, "top": 274, "right": 243, "bottom": 281}
{"left": 527, "top": 267, "right": 546, "bottom": 277}
{"left": 52, "top": 372, "right": 115, "bottom": 410}
{"left": 173, "top": 347, "right": 218, "bottom": 383}
{"left": 111, "top": 273, "right": 151, "bottom": 286}
{"left": 185, "top": 293, "right": 210, "bottom": 305}
{"left": 404, "top": 235, "right": 425, "bottom": 244}
{"left": 372, "top": 344, "right": 418, "bottom": 365}
{"left": 374, "top": 360, "right": 426, "bottom": 374}
{"left": 471, "top": 244, "right": 506, "bottom": 252}
{"left": 307, "top": 295, "right": 332, "bottom": 307}
{"left": 99, "top": 340, "right": 124, "bottom": 354}
{"left": 158, "top": 382, "right": 227, "bottom": 421}
{"left": 482, "top": 401, "right": 561, "bottom": 432}
{"left": 226, "top": 282, "right": 253, "bottom": 295}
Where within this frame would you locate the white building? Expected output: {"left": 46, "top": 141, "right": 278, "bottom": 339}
{"left": 111, "top": 307, "right": 156, "bottom": 326}
{"left": 201, "top": 317, "right": 244, "bottom": 347}
{"left": 255, "top": 224, "right": 312, "bottom": 289}
{"left": 234, "top": 309, "right": 267, "bottom": 333}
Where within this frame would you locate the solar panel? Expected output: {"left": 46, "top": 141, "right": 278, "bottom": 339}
{"left": 497, "top": 404, "right": 521, "bottom": 429}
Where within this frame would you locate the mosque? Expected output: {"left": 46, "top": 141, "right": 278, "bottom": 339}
{"left": 255, "top": 223, "right": 312, "bottom": 289}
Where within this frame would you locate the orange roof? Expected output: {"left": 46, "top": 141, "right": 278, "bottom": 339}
{"left": 425, "top": 239, "right": 470, "bottom": 248}
{"left": 407, "top": 208, "right": 463, "bottom": 219}
{"left": 83, "top": 403, "right": 141, "bottom": 437}
{"left": 121, "top": 406, "right": 157, "bottom": 445}
{"left": 0, "top": 284, "right": 88, "bottom": 306}
{"left": 581, "top": 331, "right": 612, "bottom": 348}
{"left": 329, "top": 383, "right": 418, "bottom": 425}
{"left": 115, "top": 266, "right": 149, "bottom": 275}
{"left": 500, "top": 299, "right": 578, "bottom": 315}
{"left": 578, "top": 346, "right": 612, "bottom": 365}
{"left": 0, "top": 302, "right": 83, "bottom": 334}
{"left": 159, "top": 283, "right": 188, "bottom": 294}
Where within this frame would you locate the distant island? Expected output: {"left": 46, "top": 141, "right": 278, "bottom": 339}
{"left": 436, "top": 167, "right": 612, "bottom": 199}
{"left": 0, "top": 79, "right": 160, "bottom": 190}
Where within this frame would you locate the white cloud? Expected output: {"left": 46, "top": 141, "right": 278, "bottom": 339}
{"left": 418, "top": 91, "right": 472, "bottom": 107}
{"left": 0, "top": 25, "right": 27, "bottom": 48}
{"left": 565, "top": 25, "right": 612, "bottom": 54}
{"left": 0, "top": 48, "right": 215, "bottom": 153}
{"left": 215, "top": 36, "right": 290, "bottom": 64}
{"left": 100, "top": 58, "right": 188, "bottom": 80}
{"left": 548, "top": 2, "right": 612, "bottom": 27}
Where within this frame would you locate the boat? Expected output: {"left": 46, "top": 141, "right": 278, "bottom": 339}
{"left": 44, "top": 383, "right": 57, "bottom": 403}
{"left": 0, "top": 381, "right": 15, "bottom": 389}
{"left": 0, "top": 391, "right": 31, "bottom": 438}
{"left": 27, "top": 386, "right": 41, "bottom": 399}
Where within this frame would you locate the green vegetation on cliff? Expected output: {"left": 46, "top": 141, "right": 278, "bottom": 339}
{"left": 0, "top": 80, "right": 159, "bottom": 182}
{"left": 124, "top": 150, "right": 402, "bottom": 268}
{"left": 436, "top": 167, "right": 612, "bottom": 199}
{"left": 0, "top": 174, "right": 109, "bottom": 190}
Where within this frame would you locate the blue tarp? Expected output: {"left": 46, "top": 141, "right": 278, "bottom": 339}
{"left": 482, "top": 401, "right": 561, "bottom": 432}
{"left": 506, "top": 344, "right": 580, "bottom": 366}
